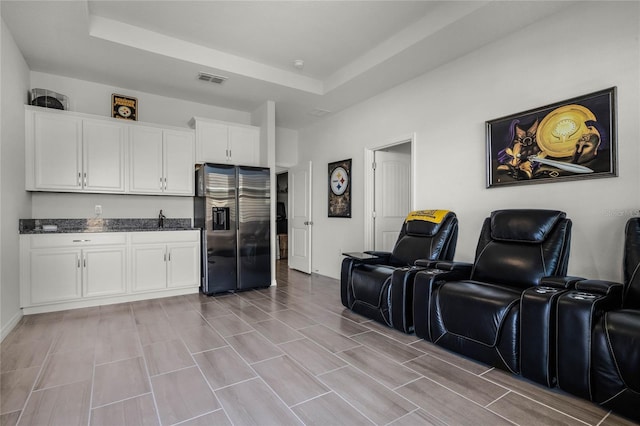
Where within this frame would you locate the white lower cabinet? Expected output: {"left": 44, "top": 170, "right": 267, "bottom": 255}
{"left": 131, "top": 245, "right": 168, "bottom": 292}
{"left": 83, "top": 247, "right": 127, "bottom": 297}
{"left": 167, "top": 243, "right": 200, "bottom": 288}
{"left": 29, "top": 249, "right": 83, "bottom": 305}
{"left": 131, "top": 231, "right": 200, "bottom": 292}
{"left": 20, "top": 231, "right": 200, "bottom": 314}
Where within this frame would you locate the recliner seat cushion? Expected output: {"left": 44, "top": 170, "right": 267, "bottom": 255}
{"left": 435, "top": 281, "right": 522, "bottom": 346}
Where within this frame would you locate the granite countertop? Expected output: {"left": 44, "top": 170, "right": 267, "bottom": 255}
{"left": 19, "top": 218, "right": 196, "bottom": 234}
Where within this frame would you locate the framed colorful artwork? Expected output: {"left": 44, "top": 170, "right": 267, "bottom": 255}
{"left": 328, "top": 159, "right": 351, "bottom": 218}
{"left": 112, "top": 94, "right": 138, "bottom": 121}
{"left": 486, "top": 87, "right": 617, "bottom": 188}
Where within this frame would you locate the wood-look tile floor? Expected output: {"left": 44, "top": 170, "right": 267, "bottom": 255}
{"left": 1, "top": 261, "right": 638, "bottom": 426}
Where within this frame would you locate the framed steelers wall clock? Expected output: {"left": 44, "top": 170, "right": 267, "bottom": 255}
{"left": 112, "top": 94, "right": 138, "bottom": 121}
{"left": 328, "top": 158, "right": 351, "bottom": 218}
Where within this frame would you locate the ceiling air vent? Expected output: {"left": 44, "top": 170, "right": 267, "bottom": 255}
{"left": 309, "top": 108, "right": 331, "bottom": 117}
{"left": 197, "top": 72, "right": 228, "bottom": 84}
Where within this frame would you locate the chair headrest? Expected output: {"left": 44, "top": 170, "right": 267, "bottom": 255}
{"left": 405, "top": 210, "right": 455, "bottom": 236}
{"left": 490, "top": 209, "right": 566, "bottom": 243}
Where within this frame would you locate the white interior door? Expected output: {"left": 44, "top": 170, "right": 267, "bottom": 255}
{"left": 374, "top": 149, "right": 411, "bottom": 251}
{"left": 288, "top": 161, "right": 312, "bottom": 274}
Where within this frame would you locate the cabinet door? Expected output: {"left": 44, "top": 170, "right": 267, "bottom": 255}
{"left": 33, "top": 112, "right": 82, "bottom": 191}
{"left": 83, "top": 119, "right": 126, "bottom": 192}
{"left": 129, "top": 126, "right": 164, "bottom": 194}
{"left": 29, "top": 249, "right": 81, "bottom": 304}
{"left": 83, "top": 247, "right": 127, "bottom": 297}
{"left": 196, "top": 121, "right": 229, "bottom": 163}
{"left": 229, "top": 125, "right": 260, "bottom": 166}
{"left": 167, "top": 243, "right": 200, "bottom": 288}
{"left": 131, "top": 245, "right": 167, "bottom": 292}
{"left": 163, "top": 130, "right": 194, "bottom": 195}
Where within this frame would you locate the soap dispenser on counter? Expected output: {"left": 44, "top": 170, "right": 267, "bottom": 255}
{"left": 158, "top": 210, "right": 166, "bottom": 228}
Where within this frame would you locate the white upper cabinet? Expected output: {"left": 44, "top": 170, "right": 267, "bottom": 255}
{"left": 163, "top": 129, "right": 195, "bottom": 195}
{"left": 196, "top": 120, "right": 228, "bottom": 163}
{"left": 192, "top": 117, "right": 261, "bottom": 166}
{"left": 26, "top": 106, "right": 194, "bottom": 196}
{"left": 82, "top": 119, "right": 126, "bottom": 192}
{"left": 228, "top": 125, "right": 260, "bottom": 166}
{"left": 129, "top": 125, "right": 164, "bottom": 194}
{"left": 31, "top": 111, "right": 83, "bottom": 191}
{"left": 28, "top": 110, "right": 126, "bottom": 193}
{"left": 129, "top": 125, "right": 194, "bottom": 196}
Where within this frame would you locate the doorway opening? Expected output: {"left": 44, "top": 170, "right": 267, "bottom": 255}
{"left": 276, "top": 172, "right": 288, "bottom": 262}
{"left": 364, "top": 137, "right": 414, "bottom": 251}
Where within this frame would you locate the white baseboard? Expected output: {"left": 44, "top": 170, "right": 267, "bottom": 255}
{"left": 1, "top": 310, "right": 24, "bottom": 342}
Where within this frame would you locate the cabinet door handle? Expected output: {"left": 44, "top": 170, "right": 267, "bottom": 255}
{"left": 164, "top": 177, "right": 167, "bottom": 190}
{"left": 163, "top": 253, "right": 167, "bottom": 262}
{"left": 160, "top": 177, "right": 164, "bottom": 189}
{"left": 77, "top": 256, "right": 81, "bottom": 268}
{"left": 168, "top": 252, "right": 171, "bottom": 262}
{"left": 83, "top": 257, "right": 87, "bottom": 268}
{"left": 72, "top": 239, "right": 91, "bottom": 243}
{"left": 78, "top": 172, "right": 82, "bottom": 186}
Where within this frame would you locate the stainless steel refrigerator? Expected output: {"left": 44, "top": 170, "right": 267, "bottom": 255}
{"left": 194, "top": 164, "right": 271, "bottom": 294}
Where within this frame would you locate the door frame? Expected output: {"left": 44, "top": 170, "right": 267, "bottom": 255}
{"left": 364, "top": 133, "right": 416, "bottom": 251}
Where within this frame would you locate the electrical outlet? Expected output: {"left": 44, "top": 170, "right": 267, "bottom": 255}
{"left": 95, "top": 205, "right": 102, "bottom": 216}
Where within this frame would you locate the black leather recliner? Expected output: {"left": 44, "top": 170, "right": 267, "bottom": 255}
{"left": 556, "top": 217, "right": 640, "bottom": 422}
{"left": 412, "top": 209, "right": 573, "bottom": 384}
{"left": 341, "top": 210, "right": 458, "bottom": 333}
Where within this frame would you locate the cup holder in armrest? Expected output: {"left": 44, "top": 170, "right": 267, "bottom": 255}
{"left": 568, "top": 292, "right": 597, "bottom": 300}
{"left": 534, "top": 286, "right": 561, "bottom": 294}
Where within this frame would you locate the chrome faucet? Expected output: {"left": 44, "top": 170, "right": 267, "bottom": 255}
{"left": 158, "top": 209, "right": 166, "bottom": 228}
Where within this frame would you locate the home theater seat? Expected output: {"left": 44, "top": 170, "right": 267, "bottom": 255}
{"left": 412, "top": 209, "right": 574, "bottom": 384}
{"left": 556, "top": 217, "right": 640, "bottom": 422}
{"left": 341, "top": 210, "right": 458, "bottom": 333}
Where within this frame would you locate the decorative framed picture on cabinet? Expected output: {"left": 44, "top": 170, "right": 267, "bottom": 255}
{"left": 328, "top": 159, "right": 351, "bottom": 218}
{"left": 112, "top": 94, "right": 138, "bottom": 121}
{"left": 486, "top": 87, "right": 617, "bottom": 188}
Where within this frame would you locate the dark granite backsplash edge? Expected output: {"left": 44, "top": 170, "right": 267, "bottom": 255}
{"left": 20, "top": 218, "right": 194, "bottom": 234}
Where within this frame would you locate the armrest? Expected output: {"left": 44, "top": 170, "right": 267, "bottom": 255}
{"left": 412, "top": 265, "right": 470, "bottom": 341}
{"left": 539, "top": 275, "right": 584, "bottom": 290}
{"left": 362, "top": 250, "right": 391, "bottom": 262}
{"left": 342, "top": 252, "right": 392, "bottom": 268}
{"left": 414, "top": 260, "right": 473, "bottom": 278}
{"left": 575, "top": 279, "right": 624, "bottom": 297}
{"left": 521, "top": 277, "right": 581, "bottom": 386}
{"left": 413, "top": 259, "right": 438, "bottom": 268}
{"left": 363, "top": 250, "right": 390, "bottom": 257}
{"left": 556, "top": 279, "right": 625, "bottom": 398}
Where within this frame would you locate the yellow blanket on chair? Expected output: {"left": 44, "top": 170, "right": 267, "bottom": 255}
{"left": 405, "top": 210, "right": 450, "bottom": 224}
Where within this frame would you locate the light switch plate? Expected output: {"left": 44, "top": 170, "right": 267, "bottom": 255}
{"left": 95, "top": 205, "right": 102, "bottom": 216}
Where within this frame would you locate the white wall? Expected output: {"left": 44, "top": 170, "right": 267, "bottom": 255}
{"left": 275, "top": 126, "right": 298, "bottom": 168}
{"left": 31, "top": 193, "right": 192, "bottom": 219}
{"left": 1, "top": 17, "right": 31, "bottom": 338}
{"left": 30, "top": 72, "right": 252, "bottom": 127}
{"left": 28, "top": 72, "right": 254, "bottom": 220}
{"left": 299, "top": 2, "right": 640, "bottom": 282}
